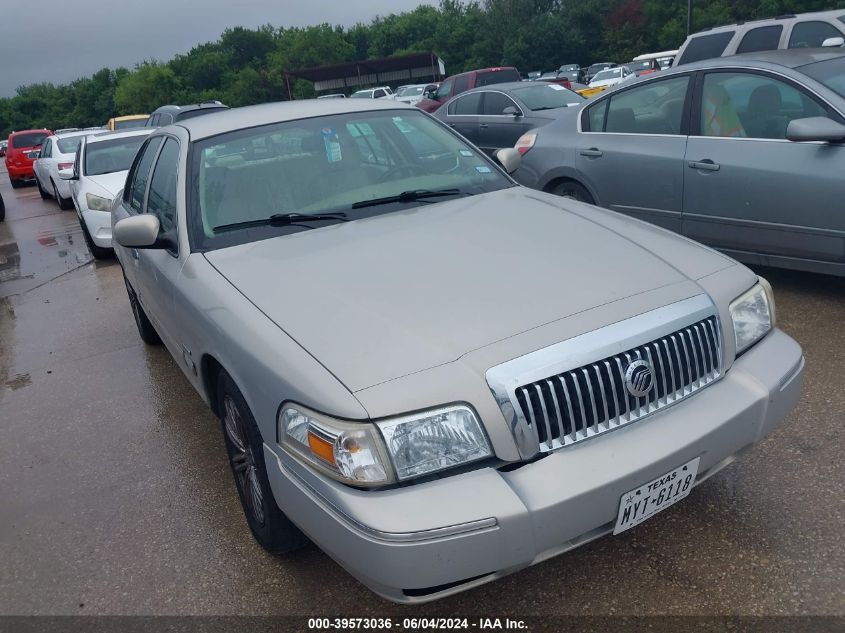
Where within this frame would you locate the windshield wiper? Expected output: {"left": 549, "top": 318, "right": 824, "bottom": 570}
{"left": 212, "top": 212, "right": 348, "bottom": 234}
{"left": 351, "top": 188, "right": 464, "bottom": 210}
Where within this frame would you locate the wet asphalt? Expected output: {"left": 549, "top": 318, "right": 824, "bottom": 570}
{"left": 0, "top": 168, "right": 843, "bottom": 617}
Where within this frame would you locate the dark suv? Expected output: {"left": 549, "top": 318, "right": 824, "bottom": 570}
{"left": 146, "top": 101, "right": 229, "bottom": 127}
{"left": 416, "top": 67, "right": 521, "bottom": 113}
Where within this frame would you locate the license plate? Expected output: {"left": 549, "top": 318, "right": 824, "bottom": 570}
{"left": 613, "top": 457, "right": 700, "bottom": 535}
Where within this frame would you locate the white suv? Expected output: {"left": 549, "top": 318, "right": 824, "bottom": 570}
{"left": 349, "top": 86, "right": 393, "bottom": 99}
{"left": 676, "top": 9, "right": 845, "bottom": 66}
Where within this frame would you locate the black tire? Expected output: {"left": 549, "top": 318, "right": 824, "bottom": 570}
{"left": 37, "top": 177, "right": 51, "bottom": 199}
{"left": 9, "top": 178, "right": 21, "bottom": 189}
{"left": 122, "top": 273, "right": 161, "bottom": 345}
{"left": 217, "top": 370, "right": 306, "bottom": 554}
{"left": 0, "top": 194, "right": 5, "bottom": 222}
{"left": 78, "top": 215, "right": 113, "bottom": 260}
{"left": 550, "top": 180, "right": 595, "bottom": 205}
{"left": 52, "top": 180, "right": 73, "bottom": 210}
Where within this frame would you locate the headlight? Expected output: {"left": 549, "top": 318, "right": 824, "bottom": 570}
{"left": 377, "top": 405, "right": 491, "bottom": 481}
{"left": 86, "top": 193, "right": 112, "bottom": 212}
{"left": 730, "top": 279, "right": 775, "bottom": 356}
{"left": 279, "top": 405, "right": 391, "bottom": 486}
{"left": 278, "top": 403, "right": 493, "bottom": 486}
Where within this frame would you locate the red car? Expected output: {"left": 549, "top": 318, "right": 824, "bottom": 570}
{"left": 416, "top": 67, "right": 521, "bottom": 113}
{"left": 5, "top": 129, "right": 52, "bottom": 188}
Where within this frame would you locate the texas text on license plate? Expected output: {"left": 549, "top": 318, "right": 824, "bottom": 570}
{"left": 613, "top": 457, "right": 700, "bottom": 535}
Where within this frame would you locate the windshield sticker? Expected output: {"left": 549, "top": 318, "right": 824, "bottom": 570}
{"left": 475, "top": 165, "right": 492, "bottom": 173}
{"left": 320, "top": 127, "right": 342, "bottom": 163}
{"left": 392, "top": 117, "right": 414, "bottom": 133}
{"left": 459, "top": 149, "right": 473, "bottom": 157}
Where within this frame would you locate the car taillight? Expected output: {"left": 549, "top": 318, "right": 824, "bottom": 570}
{"left": 58, "top": 162, "right": 73, "bottom": 170}
{"left": 515, "top": 133, "right": 536, "bottom": 156}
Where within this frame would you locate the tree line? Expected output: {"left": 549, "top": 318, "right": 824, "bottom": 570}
{"left": 1, "top": 0, "right": 842, "bottom": 136}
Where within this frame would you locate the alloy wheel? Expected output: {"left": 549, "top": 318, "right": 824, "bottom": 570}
{"left": 223, "top": 394, "right": 265, "bottom": 526}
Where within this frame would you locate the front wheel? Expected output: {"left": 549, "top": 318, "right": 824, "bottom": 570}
{"left": 122, "top": 273, "right": 160, "bottom": 345}
{"left": 550, "top": 180, "right": 594, "bottom": 205}
{"left": 79, "top": 216, "right": 112, "bottom": 260}
{"left": 217, "top": 371, "right": 306, "bottom": 554}
{"left": 52, "top": 181, "right": 73, "bottom": 210}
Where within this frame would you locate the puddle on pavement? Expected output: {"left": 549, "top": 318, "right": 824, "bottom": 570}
{"left": 5, "top": 372, "right": 30, "bottom": 391}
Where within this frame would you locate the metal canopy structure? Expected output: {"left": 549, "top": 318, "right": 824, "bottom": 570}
{"left": 284, "top": 52, "right": 446, "bottom": 97}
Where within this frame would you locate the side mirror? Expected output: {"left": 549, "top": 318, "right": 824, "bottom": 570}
{"left": 58, "top": 168, "right": 77, "bottom": 181}
{"left": 114, "top": 214, "right": 162, "bottom": 248}
{"left": 494, "top": 147, "right": 521, "bottom": 174}
{"left": 502, "top": 106, "right": 522, "bottom": 117}
{"left": 822, "top": 36, "right": 844, "bottom": 47}
{"left": 786, "top": 116, "right": 845, "bottom": 143}
{"left": 27, "top": 151, "right": 40, "bottom": 160}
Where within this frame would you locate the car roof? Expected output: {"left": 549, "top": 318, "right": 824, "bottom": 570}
{"left": 151, "top": 102, "right": 227, "bottom": 114}
{"left": 86, "top": 128, "right": 154, "bottom": 144}
{"left": 9, "top": 128, "right": 50, "bottom": 135}
{"left": 54, "top": 129, "right": 96, "bottom": 140}
{"left": 677, "top": 47, "right": 845, "bottom": 71}
{"left": 691, "top": 9, "right": 845, "bottom": 35}
{"left": 175, "top": 99, "right": 416, "bottom": 141}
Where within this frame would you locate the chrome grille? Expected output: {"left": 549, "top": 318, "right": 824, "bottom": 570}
{"left": 512, "top": 315, "right": 722, "bottom": 452}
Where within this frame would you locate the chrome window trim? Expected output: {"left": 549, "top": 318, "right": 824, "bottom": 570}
{"left": 486, "top": 295, "right": 722, "bottom": 459}
{"left": 577, "top": 65, "right": 843, "bottom": 134}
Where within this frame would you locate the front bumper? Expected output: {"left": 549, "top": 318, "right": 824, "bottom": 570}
{"left": 264, "top": 328, "right": 803, "bottom": 603}
{"left": 81, "top": 208, "right": 113, "bottom": 248}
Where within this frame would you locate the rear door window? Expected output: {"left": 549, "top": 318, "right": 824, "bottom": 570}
{"left": 788, "top": 20, "right": 844, "bottom": 48}
{"left": 677, "top": 31, "right": 735, "bottom": 65}
{"left": 602, "top": 76, "right": 690, "bottom": 134}
{"left": 737, "top": 25, "right": 783, "bottom": 53}
{"left": 127, "top": 137, "right": 164, "bottom": 212}
{"left": 448, "top": 92, "right": 483, "bottom": 115}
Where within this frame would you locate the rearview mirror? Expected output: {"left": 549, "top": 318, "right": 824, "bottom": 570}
{"left": 114, "top": 214, "right": 162, "bottom": 248}
{"left": 494, "top": 147, "right": 521, "bottom": 174}
{"left": 786, "top": 116, "right": 845, "bottom": 143}
{"left": 58, "top": 168, "right": 76, "bottom": 181}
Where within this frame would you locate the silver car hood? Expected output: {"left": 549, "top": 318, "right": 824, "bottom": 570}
{"left": 204, "top": 188, "right": 726, "bottom": 392}
{"left": 86, "top": 171, "right": 129, "bottom": 197}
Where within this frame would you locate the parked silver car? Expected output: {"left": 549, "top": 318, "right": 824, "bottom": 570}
{"left": 514, "top": 49, "right": 845, "bottom": 277}
{"left": 111, "top": 99, "right": 803, "bottom": 603}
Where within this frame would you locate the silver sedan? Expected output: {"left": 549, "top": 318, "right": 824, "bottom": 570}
{"left": 513, "top": 49, "right": 845, "bottom": 278}
{"left": 111, "top": 99, "right": 803, "bottom": 602}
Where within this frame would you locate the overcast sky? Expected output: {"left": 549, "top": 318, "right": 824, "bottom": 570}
{"left": 0, "top": 0, "right": 435, "bottom": 97}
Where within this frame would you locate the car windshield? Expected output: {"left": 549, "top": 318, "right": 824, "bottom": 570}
{"left": 350, "top": 91, "right": 372, "bottom": 99}
{"left": 56, "top": 137, "right": 84, "bottom": 154}
{"left": 398, "top": 86, "right": 425, "bottom": 97}
{"left": 631, "top": 61, "right": 654, "bottom": 70}
{"left": 511, "top": 84, "right": 584, "bottom": 110}
{"left": 190, "top": 109, "right": 512, "bottom": 250}
{"left": 593, "top": 68, "right": 621, "bottom": 81}
{"left": 115, "top": 118, "right": 149, "bottom": 130}
{"left": 84, "top": 136, "right": 147, "bottom": 176}
{"left": 800, "top": 57, "right": 845, "bottom": 99}
{"left": 12, "top": 132, "right": 48, "bottom": 149}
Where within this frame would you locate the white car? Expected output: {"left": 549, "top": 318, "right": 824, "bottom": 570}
{"left": 588, "top": 66, "right": 634, "bottom": 89}
{"left": 60, "top": 128, "right": 152, "bottom": 259}
{"left": 393, "top": 83, "right": 438, "bottom": 105}
{"left": 33, "top": 130, "right": 93, "bottom": 209}
{"left": 349, "top": 86, "right": 393, "bottom": 99}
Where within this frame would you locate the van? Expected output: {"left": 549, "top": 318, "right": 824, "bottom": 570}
{"left": 676, "top": 9, "right": 845, "bottom": 66}
{"left": 416, "top": 67, "right": 521, "bottom": 112}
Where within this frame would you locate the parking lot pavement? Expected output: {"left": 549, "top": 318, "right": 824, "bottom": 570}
{"left": 1, "top": 177, "right": 844, "bottom": 617}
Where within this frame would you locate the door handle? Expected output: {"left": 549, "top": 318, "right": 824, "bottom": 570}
{"left": 448, "top": 123, "right": 456, "bottom": 127}
{"left": 479, "top": 123, "right": 489, "bottom": 129}
{"left": 688, "top": 159, "right": 720, "bottom": 172}
{"left": 579, "top": 148, "right": 603, "bottom": 157}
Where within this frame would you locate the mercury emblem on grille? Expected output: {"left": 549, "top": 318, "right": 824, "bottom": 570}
{"left": 625, "top": 360, "right": 655, "bottom": 397}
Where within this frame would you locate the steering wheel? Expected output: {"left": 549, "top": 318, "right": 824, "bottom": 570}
{"left": 376, "top": 163, "right": 439, "bottom": 183}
